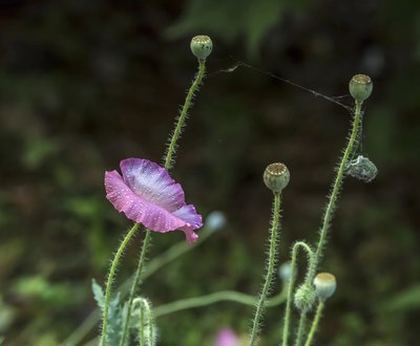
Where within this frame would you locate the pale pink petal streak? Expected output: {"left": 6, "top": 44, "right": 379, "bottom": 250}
{"left": 105, "top": 170, "right": 184, "bottom": 232}
{"left": 120, "top": 158, "right": 185, "bottom": 211}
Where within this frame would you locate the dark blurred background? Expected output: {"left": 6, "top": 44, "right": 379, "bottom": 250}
{"left": 1, "top": 0, "right": 420, "bottom": 345}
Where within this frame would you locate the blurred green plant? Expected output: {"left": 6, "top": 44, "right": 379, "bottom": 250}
{"left": 166, "top": 0, "right": 309, "bottom": 57}
{"left": 13, "top": 275, "right": 84, "bottom": 307}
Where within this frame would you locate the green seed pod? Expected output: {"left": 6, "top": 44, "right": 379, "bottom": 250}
{"left": 190, "top": 35, "right": 213, "bottom": 60}
{"left": 313, "top": 272, "right": 336, "bottom": 301}
{"left": 345, "top": 155, "right": 378, "bottom": 183}
{"left": 263, "top": 162, "right": 290, "bottom": 193}
{"left": 294, "top": 284, "right": 316, "bottom": 312}
{"left": 349, "top": 74, "right": 373, "bottom": 102}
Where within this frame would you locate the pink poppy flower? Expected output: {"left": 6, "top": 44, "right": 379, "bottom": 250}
{"left": 105, "top": 158, "right": 202, "bottom": 244}
{"left": 215, "top": 328, "right": 240, "bottom": 346}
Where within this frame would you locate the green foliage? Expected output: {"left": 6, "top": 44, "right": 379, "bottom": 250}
{"left": 92, "top": 279, "right": 128, "bottom": 345}
{"left": 166, "top": 0, "right": 309, "bottom": 57}
{"left": 66, "top": 196, "right": 110, "bottom": 269}
{"left": 0, "top": 297, "right": 16, "bottom": 335}
{"left": 14, "top": 276, "right": 84, "bottom": 307}
{"left": 380, "top": 285, "right": 420, "bottom": 312}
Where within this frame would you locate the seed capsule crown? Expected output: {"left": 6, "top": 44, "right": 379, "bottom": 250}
{"left": 349, "top": 74, "right": 373, "bottom": 102}
{"left": 263, "top": 162, "right": 290, "bottom": 193}
{"left": 190, "top": 35, "right": 213, "bottom": 60}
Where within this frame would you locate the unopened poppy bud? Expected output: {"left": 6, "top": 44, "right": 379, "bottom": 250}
{"left": 313, "top": 272, "right": 336, "bottom": 301}
{"left": 349, "top": 74, "right": 373, "bottom": 102}
{"left": 294, "top": 284, "right": 316, "bottom": 312}
{"left": 190, "top": 35, "right": 213, "bottom": 60}
{"left": 263, "top": 163, "right": 290, "bottom": 193}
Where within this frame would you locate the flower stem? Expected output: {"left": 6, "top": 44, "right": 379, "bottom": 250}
{"left": 135, "top": 298, "right": 155, "bottom": 346}
{"left": 294, "top": 312, "right": 307, "bottom": 346}
{"left": 63, "top": 227, "right": 215, "bottom": 346}
{"left": 99, "top": 224, "right": 140, "bottom": 346}
{"left": 119, "top": 230, "right": 152, "bottom": 346}
{"left": 164, "top": 58, "right": 206, "bottom": 171}
{"left": 154, "top": 286, "right": 288, "bottom": 318}
{"left": 306, "top": 100, "right": 363, "bottom": 282}
{"left": 304, "top": 301, "right": 324, "bottom": 346}
{"left": 282, "top": 242, "right": 313, "bottom": 346}
{"left": 249, "top": 192, "right": 282, "bottom": 346}
{"left": 118, "top": 58, "right": 208, "bottom": 346}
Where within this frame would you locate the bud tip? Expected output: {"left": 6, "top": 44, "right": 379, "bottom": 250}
{"left": 349, "top": 74, "right": 373, "bottom": 102}
{"left": 263, "top": 162, "right": 290, "bottom": 193}
{"left": 190, "top": 35, "right": 213, "bottom": 60}
{"left": 313, "top": 272, "right": 337, "bottom": 301}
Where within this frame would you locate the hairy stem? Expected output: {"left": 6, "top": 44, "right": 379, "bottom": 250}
{"left": 99, "top": 224, "right": 140, "bottom": 346}
{"left": 295, "top": 312, "right": 307, "bottom": 346}
{"left": 63, "top": 228, "right": 215, "bottom": 346}
{"left": 306, "top": 101, "right": 363, "bottom": 281}
{"left": 164, "top": 58, "right": 206, "bottom": 170}
{"left": 136, "top": 298, "right": 155, "bottom": 346}
{"left": 282, "top": 242, "right": 313, "bottom": 346}
{"left": 80, "top": 285, "right": 288, "bottom": 346}
{"left": 118, "top": 58, "right": 208, "bottom": 346}
{"left": 119, "top": 230, "right": 152, "bottom": 346}
{"left": 249, "top": 193, "right": 282, "bottom": 346}
{"left": 304, "top": 302, "right": 324, "bottom": 346}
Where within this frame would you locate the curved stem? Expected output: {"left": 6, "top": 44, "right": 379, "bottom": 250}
{"left": 99, "top": 224, "right": 140, "bottom": 346}
{"left": 282, "top": 242, "right": 313, "bottom": 346}
{"left": 135, "top": 298, "right": 155, "bottom": 346}
{"left": 249, "top": 193, "right": 282, "bottom": 346}
{"left": 164, "top": 59, "right": 206, "bottom": 170}
{"left": 119, "top": 230, "right": 152, "bottom": 346}
{"left": 79, "top": 286, "right": 288, "bottom": 346}
{"left": 118, "top": 59, "right": 208, "bottom": 346}
{"left": 294, "top": 312, "right": 307, "bottom": 346}
{"left": 62, "top": 227, "right": 215, "bottom": 346}
{"left": 304, "top": 301, "right": 324, "bottom": 346}
{"left": 155, "top": 286, "right": 287, "bottom": 318}
{"left": 306, "top": 101, "right": 363, "bottom": 282}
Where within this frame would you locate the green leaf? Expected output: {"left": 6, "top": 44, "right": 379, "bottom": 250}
{"left": 91, "top": 279, "right": 105, "bottom": 310}
{"left": 380, "top": 284, "right": 420, "bottom": 312}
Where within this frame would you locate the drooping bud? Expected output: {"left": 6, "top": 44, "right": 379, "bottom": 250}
{"left": 133, "top": 297, "right": 156, "bottom": 345}
{"left": 345, "top": 155, "right": 378, "bottom": 183}
{"left": 313, "top": 272, "right": 336, "bottom": 301}
{"left": 349, "top": 74, "right": 373, "bottom": 102}
{"left": 278, "top": 261, "right": 293, "bottom": 283}
{"left": 294, "top": 284, "right": 316, "bottom": 312}
{"left": 263, "top": 162, "right": 290, "bottom": 193}
{"left": 190, "top": 35, "right": 213, "bottom": 60}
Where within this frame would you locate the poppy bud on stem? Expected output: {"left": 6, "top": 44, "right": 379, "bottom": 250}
{"left": 100, "top": 36, "right": 212, "bottom": 346}
{"left": 349, "top": 74, "right": 373, "bottom": 103}
{"left": 263, "top": 162, "right": 290, "bottom": 193}
{"left": 313, "top": 272, "right": 336, "bottom": 301}
{"left": 249, "top": 163, "right": 289, "bottom": 345}
{"left": 304, "top": 273, "right": 337, "bottom": 346}
{"left": 190, "top": 35, "right": 213, "bottom": 61}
